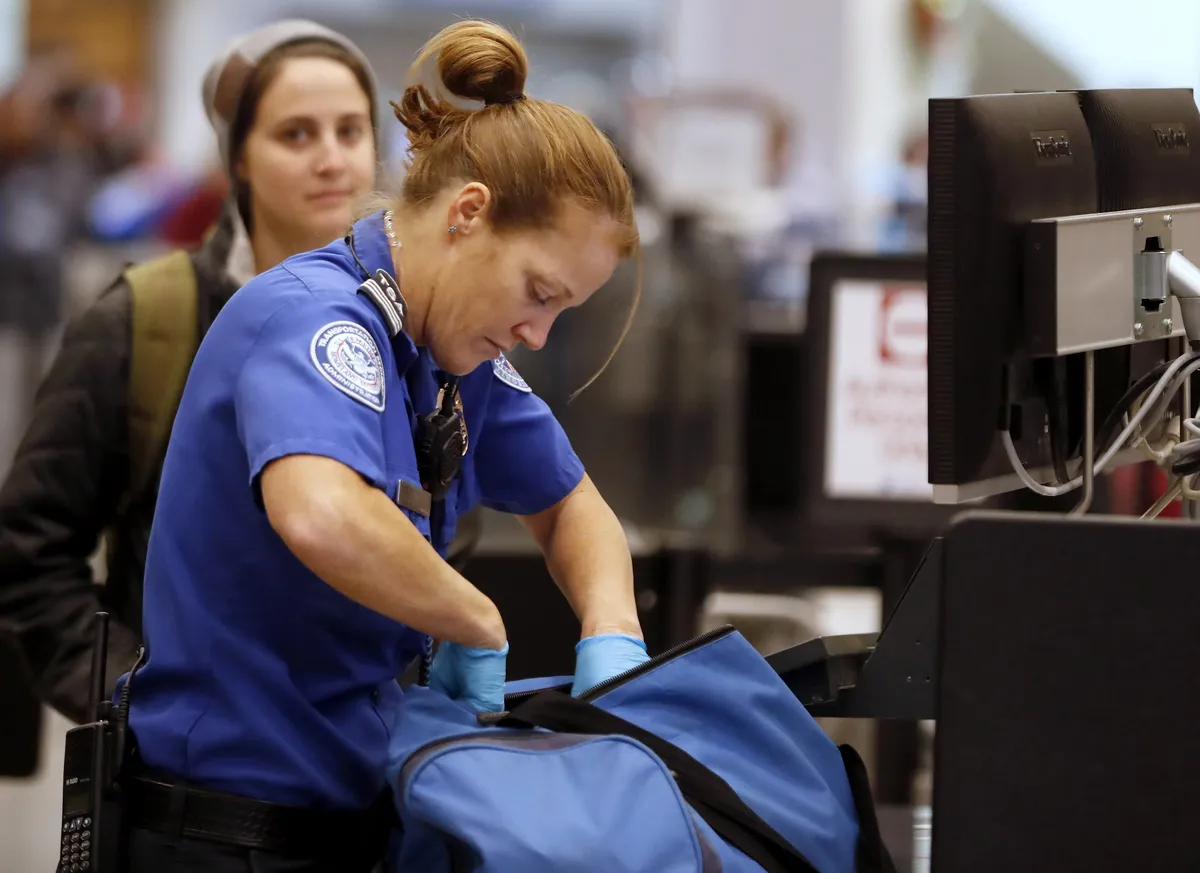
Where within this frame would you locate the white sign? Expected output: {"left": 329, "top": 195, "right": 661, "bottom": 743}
{"left": 651, "top": 108, "right": 771, "bottom": 212}
{"left": 823, "top": 280, "right": 932, "bottom": 500}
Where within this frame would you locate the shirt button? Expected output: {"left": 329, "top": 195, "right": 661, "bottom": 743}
{"left": 371, "top": 689, "right": 380, "bottom": 704}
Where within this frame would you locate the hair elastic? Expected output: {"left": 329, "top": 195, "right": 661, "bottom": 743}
{"left": 485, "top": 92, "right": 525, "bottom": 106}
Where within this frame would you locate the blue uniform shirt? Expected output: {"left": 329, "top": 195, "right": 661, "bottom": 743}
{"left": 127, "top": 212, "right": 585, "bottom": 809}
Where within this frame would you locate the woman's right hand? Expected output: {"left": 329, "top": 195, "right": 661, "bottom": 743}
{"left": 428, "top": 640, "right": 509, "bottom": 713}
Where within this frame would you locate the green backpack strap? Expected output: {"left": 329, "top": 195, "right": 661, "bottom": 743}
{"left": 122, "top": 250, "right": 199, "bottom": 509}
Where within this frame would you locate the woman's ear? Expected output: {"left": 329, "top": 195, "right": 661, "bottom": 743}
{"left": 447, "top": 182, "right": 492, "bottom": 235}
{"left": 234, "top": 151, "right": 249, "bottom": 183}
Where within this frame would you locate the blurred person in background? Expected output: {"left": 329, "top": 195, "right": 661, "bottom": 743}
{"left": 877, "top": 129, "right": 928, "bottom": 253}
{"left": 157, "top": 162, "right": 231, "bottom": 249}
{"left": 0, "top": 19, "right": 385, "bottom": 726}
{"left": 0, "top": 50, "right": 141, "bottom": 442}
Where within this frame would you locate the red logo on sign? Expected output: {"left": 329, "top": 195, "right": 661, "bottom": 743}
{"left": 879, "top": 286, "right": 927, "bottom": 367}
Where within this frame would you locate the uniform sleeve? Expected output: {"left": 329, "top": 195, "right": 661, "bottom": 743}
{"left": 474, "top": 362, "right": 585, "bottom": 515}
{"left": 234, "top": 292, "right": 390, "bottom": 491}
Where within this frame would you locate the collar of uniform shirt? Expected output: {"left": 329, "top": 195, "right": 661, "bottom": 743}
{"left": 347, "top": 210, "right": 398, "bottom": 287}
{"left": 348, "top": 210, "right": 422, "bottom": 374}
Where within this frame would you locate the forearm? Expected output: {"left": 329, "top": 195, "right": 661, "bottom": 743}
{"left": 524, "top": 475, "right": 642, "bottom": 640}
{"left": 263, "top": 455, "right": 506, "bottom": 649}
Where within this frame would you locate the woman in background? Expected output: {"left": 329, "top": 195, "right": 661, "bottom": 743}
{"left": 0, "top": 19, "right": 381, "bottom": 725}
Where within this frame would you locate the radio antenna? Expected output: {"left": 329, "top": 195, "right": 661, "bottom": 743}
{"left": 89, "top": 612, "right": 110, "bottom": 723}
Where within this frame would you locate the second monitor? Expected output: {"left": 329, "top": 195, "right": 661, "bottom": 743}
{"left": 926, "top": 87, "right": 1200, "bottom": 504}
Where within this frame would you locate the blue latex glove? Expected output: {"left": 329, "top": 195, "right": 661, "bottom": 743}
{"left": 428, "top": 641, "right": 509, "bottom": 713}
{"left": 571, "top": 633, "right": 650, "bottom": 697}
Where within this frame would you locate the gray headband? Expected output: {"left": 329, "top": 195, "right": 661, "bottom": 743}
{"left": 201, "top": 19, "right": 380, "bottom": 174}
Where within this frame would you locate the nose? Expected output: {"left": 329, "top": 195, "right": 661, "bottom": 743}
{"left": 515, "top": 313, "right": 554, "bottom": 352}
{"left": 314, "top": 131, "right": 349, "bottom": 176}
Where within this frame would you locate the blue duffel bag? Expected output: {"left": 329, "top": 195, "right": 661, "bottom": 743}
{"left": 385, "top": 625, "right": 894, "bottom": 873}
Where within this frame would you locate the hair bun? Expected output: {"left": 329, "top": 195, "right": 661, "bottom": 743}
{"left": 428, "top": 20, "right": 527, "bottom": 106}
{"left": 394, "top": 20, "right": 528, "bottom": 152}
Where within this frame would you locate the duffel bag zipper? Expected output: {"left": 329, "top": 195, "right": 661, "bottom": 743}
{"left": 578, "top": 624, "right": 736, "bottom": 701}
{"left": 494, "top": 624, "right": 737, "bottom": 714}
{"left": 502, "top": 683, "right": 570, "bottom": 709}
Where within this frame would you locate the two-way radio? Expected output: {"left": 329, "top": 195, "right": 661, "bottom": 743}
{"left": 416, "top": 378, "right": 465, "bottom": 503}
{"left": 59, "top": 612, "right": 138, "bottom": 873}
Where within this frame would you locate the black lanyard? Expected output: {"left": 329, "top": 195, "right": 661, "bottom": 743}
{"left": 346, "top": 226, "right": 463, "bottom": 501}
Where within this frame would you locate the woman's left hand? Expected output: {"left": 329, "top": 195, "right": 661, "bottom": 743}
{"left": 570, "top": 633, "right": 649, "bottom": 697}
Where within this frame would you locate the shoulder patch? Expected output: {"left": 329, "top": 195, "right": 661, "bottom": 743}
{"left": 310, "top": 321, "right": 386, "bottom": 411}
{"left": 492, "top": 353, "right": 531, "bottom": 393}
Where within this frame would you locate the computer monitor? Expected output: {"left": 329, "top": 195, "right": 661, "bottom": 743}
{"left": 800, "top": 252, "right": 959, "bottom": 538}
{"left": 927, "top": 88, "right": 1200, "bottom": 504}
{"left": 1078, "top": 88, "right": 1200, "bottom": 212}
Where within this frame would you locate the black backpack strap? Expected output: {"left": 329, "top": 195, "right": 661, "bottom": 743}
{"left": 497, "top": 691, "right": 820, "bottom": 873}
{"left": 839, "top": 745, "right": 899, "bottom": 873}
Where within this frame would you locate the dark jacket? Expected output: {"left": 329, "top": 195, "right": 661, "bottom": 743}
{"left": 0, "top": 202, "right": 249, "bottom": 723}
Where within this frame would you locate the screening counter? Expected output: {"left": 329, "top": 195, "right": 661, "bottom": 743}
{"left": 771, "top": 510, "right": 1200, "bottom": 872}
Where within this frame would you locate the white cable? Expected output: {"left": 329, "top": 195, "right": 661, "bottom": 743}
{"left": 1138, "top": 423, "right": 1179, "bottom": 464}
{"left": 1125, "top": 406, "right": 1180, "bottom": 464}
{"left": 1132, "top": 359, "right": 1200, "bottom": 462}
{"left": 1146, "top": 357, "right": 1200, "bottom": 434}
{"left": 1003, "top": 350, "right": 1200, "bottom": 497}
{"left": 1165, "top": 375, "right": 1200, "bottom": 459}
{"left": 1164, "top": 392, "right": 1200, "bottom": 497}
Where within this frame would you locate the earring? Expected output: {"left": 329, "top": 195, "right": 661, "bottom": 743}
{"left": 448, "top": 225, "right": 457, "bottom": 235}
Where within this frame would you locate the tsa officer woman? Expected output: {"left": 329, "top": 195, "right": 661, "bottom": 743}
{"left": 121, "top": 19, "right": 648, "bottom": 873}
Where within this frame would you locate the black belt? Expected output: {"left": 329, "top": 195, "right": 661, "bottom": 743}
{"left": 126, "top": 775, "right": 395, "bottom": 857}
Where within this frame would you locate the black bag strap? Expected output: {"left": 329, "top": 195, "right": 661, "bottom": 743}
{"left": 497, "top": 691, "right": 820, "bottom": 873}
{"left": 838, "top": 744, "right": 898, "bottom": 873}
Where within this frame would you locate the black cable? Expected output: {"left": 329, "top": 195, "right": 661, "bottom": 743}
{"left": 1027, "top": 353, "right": 1148, "bottom": 483}
{"left": 1171, "top": 446, "right": 1200, "bottom": 477}
{"left": 1047, "top": 358, "right": 1072, "bottom": 484}
{"left": 1023, "top": 352, "right": 1200, "bottom": 486}
{"left": 112, "top": 644, "right": 147, "bottom": 783}
{"left": 114, "top": 646, "right": 146, "bottom": 722}
{"left": 345, "top": 229, "right": 371, "bottom": 278}
{"left": 1093, "top": 358, "right": 1175, "bottom": 459}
